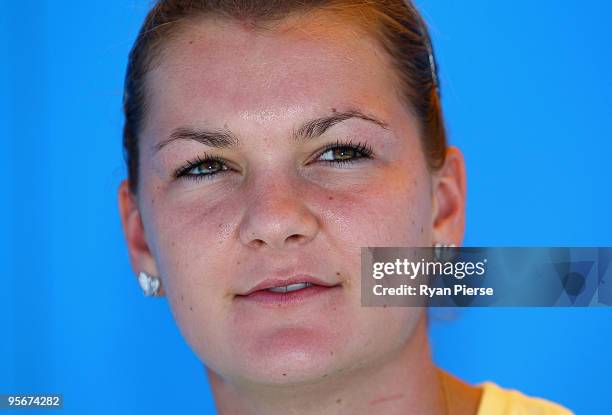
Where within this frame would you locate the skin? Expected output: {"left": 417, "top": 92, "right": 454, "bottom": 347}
{"left": 119, "top": 12, "right": 472, "bottom": 415}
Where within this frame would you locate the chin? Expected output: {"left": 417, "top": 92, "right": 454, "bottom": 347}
{"left": 224, "top": 325, "right": 357, "bottom": 385}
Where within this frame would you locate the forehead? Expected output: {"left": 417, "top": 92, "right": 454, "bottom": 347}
{"left": 142, "top": 13, "right": 403, "bottom": 138}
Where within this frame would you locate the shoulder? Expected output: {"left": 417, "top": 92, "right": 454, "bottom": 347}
{"left": 476, "top": 381, "right": 574, "bottom": 415}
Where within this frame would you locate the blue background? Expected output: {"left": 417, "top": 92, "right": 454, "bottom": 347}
{"left": 2, "top": 0, "right": 610, "bottom": 414}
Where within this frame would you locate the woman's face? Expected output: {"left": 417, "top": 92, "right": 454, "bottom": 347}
{"left": 129, "top": 15, "right": 446, "bottom": 385}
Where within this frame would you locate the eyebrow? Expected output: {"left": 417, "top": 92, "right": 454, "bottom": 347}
{"left": 154, "top": 109, "right": 388, "bottom": 152}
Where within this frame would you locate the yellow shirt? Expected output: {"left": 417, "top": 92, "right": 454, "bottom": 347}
{"left": 476, "top": 382, "right": 574, "bottom": 415}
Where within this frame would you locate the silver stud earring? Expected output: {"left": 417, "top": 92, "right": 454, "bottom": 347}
{"left": 434, "top": 242, "right": 456, "bottom": 248}
{"left": 434, "top": 242, "right": 456, "bottom": 261}
{"left": 138, "top": 271, "right": 161, "bottom": 297}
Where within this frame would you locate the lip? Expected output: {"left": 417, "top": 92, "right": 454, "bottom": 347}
{"left": 239, "top": 275, "right": 338, "bottom": 296}
{"left": 236, "top": 283, "right": 341, "bottom": 306}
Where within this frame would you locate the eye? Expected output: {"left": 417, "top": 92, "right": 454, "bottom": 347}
{"left": 174, "top": 155, "right": 229, "bottom": 181}
{"left": 317, "top": 140, "right": 373, "bottom": 164}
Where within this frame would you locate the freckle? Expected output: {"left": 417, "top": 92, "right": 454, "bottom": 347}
{"left": 282, "top": 373, "right": 287, "bottom": 376}
{"left": 383, "top": 304, "right": 387, "bottom": 308}
{"left": 238, "top": 18, "right": 256, "bottom": 32}
{"left": 411, "top": 219, "right": 415, "bottom": 225}
{"left": 218, "top": 223, "right": 222, "bottom": 228}
{"left": 323, "top": 374, "right": 328, "bottom": 377}
{"left": 237, "top": 261, "right": 241, "bottom": 265}
{"left": 420, "top": 225, "right": 424, "bottom": 234}
{"left": 336, "top": 272, "right": 340, "bottom": 276}
{"left": 328, "top": 196, "right": 334, "bottom": 200}
{"left": 336, "top": 399, "right": 342, "bottom": 404}
{"left": 180, "top": 295, "right": 184, "bottom": 301}
{"left": 330, "top": 351, "right": 334, "bottom": 356}
{"left": 188, "top": 40, "right": 194, "bottom": 44}
{"left": 189, "top": 306, "right": 193, "bottom": 311}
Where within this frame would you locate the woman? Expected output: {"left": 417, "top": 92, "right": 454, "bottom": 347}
{"left": 118, "top": 1, "right": 573, "bottom": 414}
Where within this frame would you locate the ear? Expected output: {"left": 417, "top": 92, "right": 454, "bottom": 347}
{"left": 431, "top": 146, "right": 467, "bottom": 246}
{"left": 118, "top": 180, "right": 164, "bottom": 295}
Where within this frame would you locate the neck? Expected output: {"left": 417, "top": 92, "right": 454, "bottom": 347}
{"left": 207, "top": 315, "right": 446, "bottom": 415}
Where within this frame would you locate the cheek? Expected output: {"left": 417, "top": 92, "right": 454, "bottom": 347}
{"left": 143, "top": 189, "right": 243, "bottom": 344}
{"left": 310, "top": 168, "right": 431, "bottom": 343}
{"left": 320, "top": 166, "right": 432, "bottom": 249}
{"left": 150, "top": 200, "right": 234, "bottom": 280}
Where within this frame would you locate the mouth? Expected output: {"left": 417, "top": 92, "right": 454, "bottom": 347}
{"left": 264, "top": 281, "right": 315, "bottom": 293}
{"left": 236, "top": 276, "right": 342, "bottom": 306}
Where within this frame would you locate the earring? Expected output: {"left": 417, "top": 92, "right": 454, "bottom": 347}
{"left": 434, "top": 242, "right": 456, "bottom": 262}
{"left": 138, "top": 271, "right": 161, "bottom": 297}
{"left": 434, "top": 242, "right": 456, "bottom": 248}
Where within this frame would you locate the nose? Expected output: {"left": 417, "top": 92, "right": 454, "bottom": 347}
{"left": 238, "top": 176, "right": 320, "bottom": 250}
